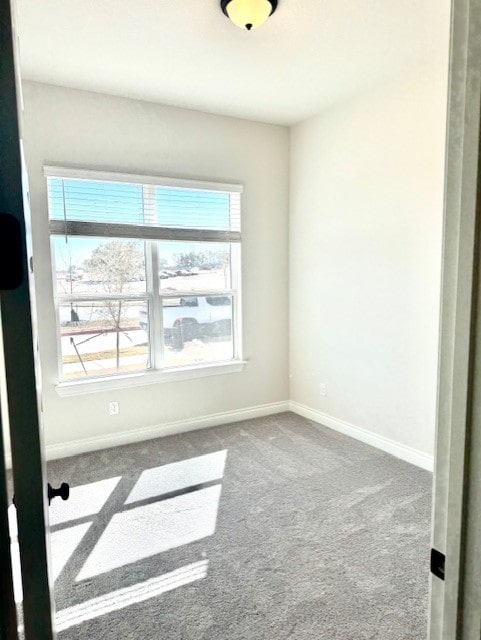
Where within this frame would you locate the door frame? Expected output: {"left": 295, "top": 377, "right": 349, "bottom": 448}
{"left": 429, "top": 0, "right": 481, "bottom": 638}
{"left": 0, "top": 0, "right": 54, "bottom": 638}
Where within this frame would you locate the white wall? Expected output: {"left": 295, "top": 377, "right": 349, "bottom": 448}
{"left": 289, "top": 62, "right": 449, "bottom": 460}
{"left": 21, "top": 81, "right": 289, "bottom": 455}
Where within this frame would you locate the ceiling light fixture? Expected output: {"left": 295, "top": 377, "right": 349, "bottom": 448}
{"left": 220, "top": 0, "right": 278, "bottom": 31}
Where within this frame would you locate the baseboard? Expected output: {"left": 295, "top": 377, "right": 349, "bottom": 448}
{"left": 41, "top": 401, "right": 290, "bottom": 462}
{"left": 289, "top": 401, "right": 434, "bottom": 472}
{"left": 5, "top": 400, "right": 433, "bottom": 471}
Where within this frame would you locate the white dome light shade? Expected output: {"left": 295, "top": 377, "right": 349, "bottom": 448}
{"left": 221, "top": 0, "right": 278, "bottom": 31}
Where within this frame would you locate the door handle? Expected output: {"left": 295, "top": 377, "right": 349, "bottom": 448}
{"left": 12, "top": 482, "right": 70, "bottom": 507}
{"left": 47, "top": 483, "right": 70, "bottom": 506}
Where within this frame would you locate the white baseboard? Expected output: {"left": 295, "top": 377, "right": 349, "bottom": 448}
{"left": 41, "top": 401, "right": 290, "bottom": 463}
{"left": 5, "top": 400, "right": 434, "bottom": 471}
{"left": 289, "top": 401, "right": 434, "bottom": 472}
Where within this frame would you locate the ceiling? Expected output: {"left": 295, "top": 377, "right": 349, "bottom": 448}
{"left": 16, "top": 0, "right": 450, "bottom": 125}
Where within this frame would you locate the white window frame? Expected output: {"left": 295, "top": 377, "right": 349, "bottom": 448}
{"left": 45, "top": 167, "right": 246, "bottom": 395}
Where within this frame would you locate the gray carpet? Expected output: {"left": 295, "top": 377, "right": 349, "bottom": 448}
{"left": 44, "top": 412, "right": 431, "bottom": 639}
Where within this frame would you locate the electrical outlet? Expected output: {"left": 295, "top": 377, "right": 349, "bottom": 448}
{"left": 109, "top": 401, "right": 119, "bottom": 416}
{"left": 319, "top": 383, "right": 327, "bottom": 397}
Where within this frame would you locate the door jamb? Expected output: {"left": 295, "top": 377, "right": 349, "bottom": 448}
{"left": 429, "top": 0, "right": 481, "bottom": 638}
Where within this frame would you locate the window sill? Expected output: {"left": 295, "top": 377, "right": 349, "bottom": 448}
{"left": 55, "top": 360, "right": 247, "bottom": 397}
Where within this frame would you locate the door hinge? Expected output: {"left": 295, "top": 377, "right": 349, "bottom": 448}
{"left": 431, "top": 548, "right": 445, "bottom": 581}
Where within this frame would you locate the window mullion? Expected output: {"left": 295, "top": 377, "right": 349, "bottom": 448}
{"left": 150, "top": 242, "right": 164, "bottom": 369}
{"left": 156, "top": 289, "right": 236, "bottom": 299}
{"left": 57, "top": 294, "right": 148, "bottom": 303}
{"left": 231, "top": 243, "right": 242, "bottom": 361}
{"left": 143, "top": 185, "right": 163, "bottom": 370}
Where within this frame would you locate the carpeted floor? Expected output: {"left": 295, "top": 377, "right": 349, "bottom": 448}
{"left": 44, "top": 412, "right": 431, "bottom": 639}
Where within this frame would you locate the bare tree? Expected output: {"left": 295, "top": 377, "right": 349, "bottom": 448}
{"left": 55, "top": 242, "right": 82, "bottom": 322}
{"left": 174, "top": 251, "right": 206, "bottom": 269}
{"left": 84, "top": 240, "right": 144, "bottom": 370}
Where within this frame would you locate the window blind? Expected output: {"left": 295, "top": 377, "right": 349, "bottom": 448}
{"left": 46, "top": 167, "right": 242, "bottom": 243}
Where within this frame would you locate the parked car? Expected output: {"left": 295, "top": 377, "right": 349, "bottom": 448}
{"left": 139, "top": 295, "right": 232, "bottom": 349}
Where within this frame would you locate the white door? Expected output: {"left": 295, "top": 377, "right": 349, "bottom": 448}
{"left": 429, "top": 0, "right": 481, "bottom": 638}
{"left": 0, "top": 0, "right": 55, "bottom": 638}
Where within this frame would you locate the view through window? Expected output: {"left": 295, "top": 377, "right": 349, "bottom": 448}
{"left": 47, "top": 170, "right": 242, "bottom": 381}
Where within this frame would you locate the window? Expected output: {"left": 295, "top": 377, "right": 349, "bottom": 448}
{"left": 46, "top": 167, "right": 242, "bottom": 383}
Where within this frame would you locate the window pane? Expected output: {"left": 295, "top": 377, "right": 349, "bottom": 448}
{"left": 161, "top": 295, "right": 234, "bottom": 367}
{"left": 59, "top": 300, "right": 149, "bottom": 380}
{"left": 49, "top": 179, "right": 144, "bottom": 225}
{"left": 157, "top": 241, "right": 231, "bottom": 292}
{"left": 53, "top": 237, "right": 146, "bottom": 296}
{"left": 156, "top": 187, "right": 232, "bottom": 230}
